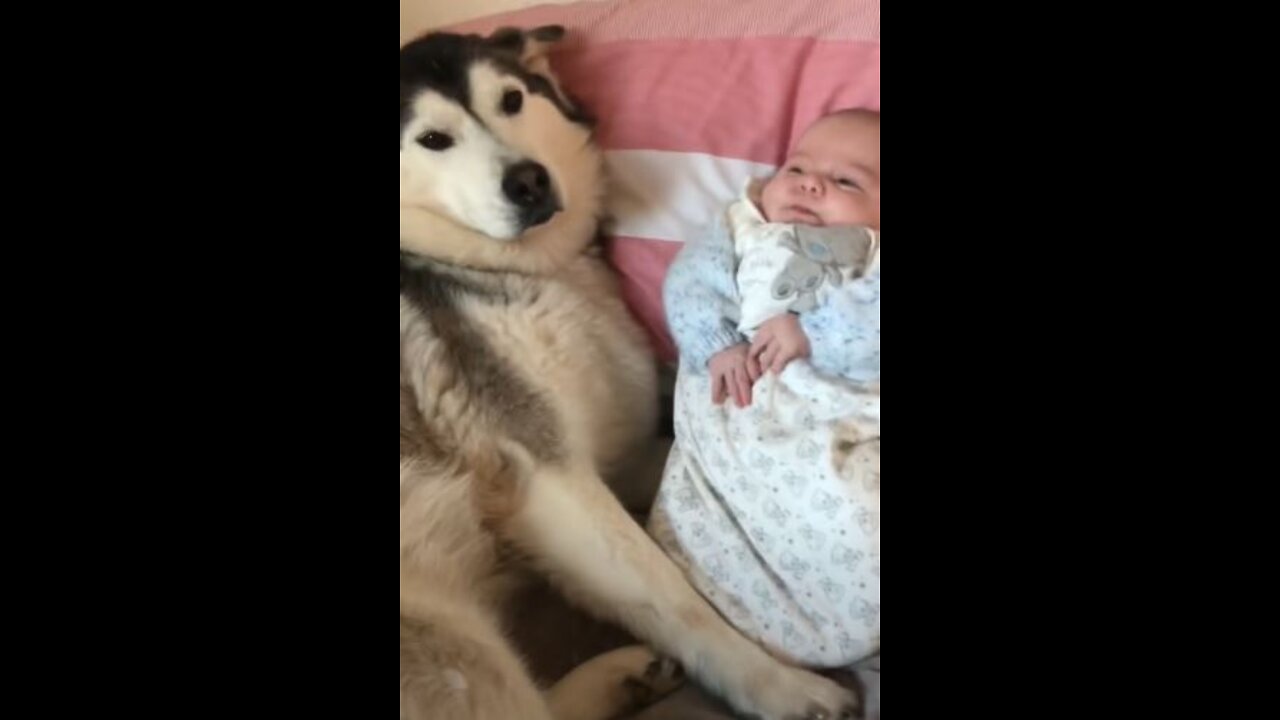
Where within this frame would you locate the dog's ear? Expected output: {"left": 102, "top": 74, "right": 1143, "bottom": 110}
{"left": 486, "top": 25, "right": 566, "bottom": 70}
{"left": 484, "top": 25, "right": 592, "bottom": 124}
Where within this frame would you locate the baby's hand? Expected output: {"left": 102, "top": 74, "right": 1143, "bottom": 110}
{"left": 750, "top": 313, "right": 811, "bottom": 375}
{"left": 708, "top": 343, "right": 762, "bottom": 408}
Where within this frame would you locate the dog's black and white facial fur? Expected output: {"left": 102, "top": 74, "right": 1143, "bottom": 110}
{"left": 400, "top": 27, "right": 594, "bottom": 241}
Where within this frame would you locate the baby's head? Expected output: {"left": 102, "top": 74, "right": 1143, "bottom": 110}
{"left": 760, "top": 109, "right": 880, "bottom": 230}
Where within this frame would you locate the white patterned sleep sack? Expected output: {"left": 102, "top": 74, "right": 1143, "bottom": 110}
{"left": 648, "top": 363, "right": 880, "bottom": 668}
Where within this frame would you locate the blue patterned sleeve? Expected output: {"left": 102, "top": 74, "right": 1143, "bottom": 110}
{"left": 801, "top": 264, "right": 881, "bottom": 382}
{"left": 663, "top": 215, "right": 746, "bottom": 373}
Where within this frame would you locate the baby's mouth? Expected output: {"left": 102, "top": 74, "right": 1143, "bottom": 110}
{"left": 783, "top": 205, "right": 823, "bottom": 225}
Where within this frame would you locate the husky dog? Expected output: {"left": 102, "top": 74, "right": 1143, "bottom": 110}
{"left": 399, "top": 26, "right": 860, "bottom": 720}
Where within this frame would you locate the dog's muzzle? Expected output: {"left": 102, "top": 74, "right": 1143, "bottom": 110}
{"left": 502, "top": 161, "right": 561, "bottom": 230}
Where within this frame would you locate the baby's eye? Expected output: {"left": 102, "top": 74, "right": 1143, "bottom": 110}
{"left": 787, "top": 166, "right": 804, "bottom": 175}
{"left": 836, "top": 178, "right": 862, "bottom": 190}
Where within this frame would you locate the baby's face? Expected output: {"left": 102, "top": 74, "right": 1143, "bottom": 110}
{"left": 761, "top": 112, "right": 880, "bottom": 230}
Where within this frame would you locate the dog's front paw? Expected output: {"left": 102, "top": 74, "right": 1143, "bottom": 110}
{"left": 745, "top": 666, "right": 861, "bottom": 720}
{"left": 623, "top": 654, "right": 686, "bottom": 707}
{"left": 546, "top": 645, "right": 685, "bottom": 720}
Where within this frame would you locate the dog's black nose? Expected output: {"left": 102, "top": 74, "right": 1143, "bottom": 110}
{"left": 503, "top": 161, "right": 552, "bottom": 208}
{"left": 502, "top": 161, "right": 559, "bottom": 228}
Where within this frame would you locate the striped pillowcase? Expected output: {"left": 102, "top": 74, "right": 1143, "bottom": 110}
{"left": 446, "top": 0, "right": 881, "bottom": 363}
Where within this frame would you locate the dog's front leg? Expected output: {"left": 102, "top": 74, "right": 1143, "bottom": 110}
{"left": 503, "top": 465, "right": 860, "bottom": 720}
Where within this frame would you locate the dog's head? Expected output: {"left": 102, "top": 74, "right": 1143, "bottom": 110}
{"left": 400, "top": 26, "right": 599, "bottom": 244}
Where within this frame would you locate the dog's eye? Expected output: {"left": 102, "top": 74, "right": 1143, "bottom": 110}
{"left": 501, "top": 90, "right": 524, "bottom": 116}
{"left": 417, "top": 132, "right": 454, "bottom": 152}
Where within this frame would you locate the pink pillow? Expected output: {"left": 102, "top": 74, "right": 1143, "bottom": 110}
{"left": 444, "top": 0, "right": 881, "bottom": 363}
